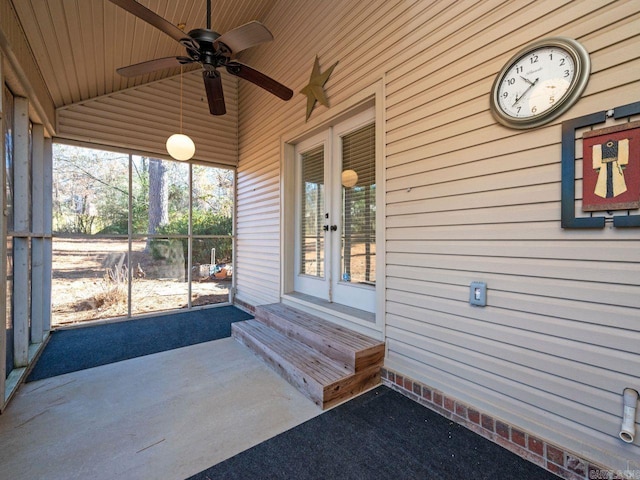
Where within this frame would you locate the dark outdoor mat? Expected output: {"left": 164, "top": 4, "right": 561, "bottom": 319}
{"left": 27, "top": 306, "right": 253, "bottom": 382}
{"left": 189, "top": 386, "right": 558, "bottom": 480}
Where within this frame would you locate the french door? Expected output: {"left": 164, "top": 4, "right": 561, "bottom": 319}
{"left": 293, "top": 109, "right": 376, "bottom": 313}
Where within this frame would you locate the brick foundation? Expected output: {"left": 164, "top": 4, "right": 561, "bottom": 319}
{"left": 381, "top": 367, "right": 621, "bottom": 480}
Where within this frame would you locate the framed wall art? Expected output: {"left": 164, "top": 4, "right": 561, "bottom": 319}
{"left": 561, "top": 100, "right": 640, "bottom": 229}
{"left": 582, "top": 120, "right": 640, "bottom": 212}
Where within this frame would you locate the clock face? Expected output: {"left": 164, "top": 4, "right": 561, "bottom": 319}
{"left": 490, "top": 38, "right": 590, "bottom": 129}
{"left": 496, "top": 46, "right": 575, "bottom": 118}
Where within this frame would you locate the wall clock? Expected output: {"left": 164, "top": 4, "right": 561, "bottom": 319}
{"left": 490, "top": 37, "right": 590, "bottom": 129}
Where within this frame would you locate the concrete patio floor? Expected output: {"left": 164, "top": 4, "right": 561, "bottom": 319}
{"left": 0, "top": 337, "right": 322, "bottom": 480}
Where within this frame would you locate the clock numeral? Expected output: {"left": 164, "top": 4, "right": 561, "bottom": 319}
{"left": 559, "top": 58, "right": 566, "bottom": 66}
{"left": 506, "top": 77, "right": 515, "bottom": 85}
{"left": 502, "top": 92, "right": 508, "bottom": 99}
{"left": 564, "top": 69, "right": 570, "bottom": 77}
{"left": 516, "top": 106, "right": 522, "bottom": 114}
{"left": 531, "top": 106, "right": 538, "bottom": 114}
{"left": 515, "top": 65, "right": 523, "bottom": 74}
{"left": 549, "top": 96, "right": 556, "bottom": 105}
{"left": 530, "top": 54, "right": 539, "bottom": 64}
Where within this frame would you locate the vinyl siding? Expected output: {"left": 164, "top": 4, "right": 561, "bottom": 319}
{"left": 236, "top": 0, "right": 640, "bottom": 471}
{"left": 56, "top": 71, "right": 238, "bottom": 166}
{"left": 385, "top": 0, "right": 640, "bottom": 468}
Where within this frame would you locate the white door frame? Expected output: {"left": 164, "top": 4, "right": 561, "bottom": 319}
{"left": 280, "top": 80, "right": 385, "bottom": 336}
{"left": 292, "top": 109, "right": 376, "bottom": 313}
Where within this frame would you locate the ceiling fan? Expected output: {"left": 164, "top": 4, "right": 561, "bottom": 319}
{"left": 108, "top": 0, "right": 293, "bottom": 115}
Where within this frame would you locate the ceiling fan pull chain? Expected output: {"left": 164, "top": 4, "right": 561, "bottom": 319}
{"left": 180, "top": 65, "right": 184, "bottom": 133}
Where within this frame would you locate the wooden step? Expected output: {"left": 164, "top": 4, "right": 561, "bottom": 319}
{"left": 254, "top": 303, "right": 384, "bottom": 373}
{"left": 232, "top": 319, "right": 381, "bottom": 409}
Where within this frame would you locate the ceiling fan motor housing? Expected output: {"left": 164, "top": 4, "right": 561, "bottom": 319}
{"left": 186, "top": 29, "right": 231, "bottom": 70}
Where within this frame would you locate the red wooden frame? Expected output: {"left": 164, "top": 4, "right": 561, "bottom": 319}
{"left": 582, "top": 120, "right": 640, "bottom": 212}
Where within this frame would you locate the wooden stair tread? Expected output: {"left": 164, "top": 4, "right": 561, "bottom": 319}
{"left": 255, "top": 304, "right": 384, "bottom": 371}
{"left": 232, "top": 304, "right": 385, "bottom": 409}
{"left": 233, "top": 319, "right": 350, "bottom": 385}
{"left": 258, "top": 303, "right": 380, "bottom": 349}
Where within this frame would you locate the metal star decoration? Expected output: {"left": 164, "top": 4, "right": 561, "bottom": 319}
{"left": 300, "top": 55, "right": 338, "bottom": 121}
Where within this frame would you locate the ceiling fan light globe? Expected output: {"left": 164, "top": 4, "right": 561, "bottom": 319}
{"left": 166, "top": 133, "right": 195, "bottom": 161}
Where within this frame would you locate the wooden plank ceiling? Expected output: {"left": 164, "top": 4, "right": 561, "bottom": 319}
{"left": 11, "top": 0, "right": 277, "bottom": 109}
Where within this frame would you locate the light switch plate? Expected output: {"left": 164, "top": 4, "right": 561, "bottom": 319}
{"left": 470, "top": 281, "right": 487, "bottom": 306}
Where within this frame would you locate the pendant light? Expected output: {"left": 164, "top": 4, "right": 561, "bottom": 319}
{"left": 166, "top": 66, "right": 195, "bottom": 161}
{"left": 341, "top": 169, "right": 358, "bottom": 188}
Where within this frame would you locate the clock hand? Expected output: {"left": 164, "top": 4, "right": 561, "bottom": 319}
{"left": 520, "top": 76, "right": 535, "bottom": 86}
{"left": 512, "top": 77, "right": 539, "bottom": 107}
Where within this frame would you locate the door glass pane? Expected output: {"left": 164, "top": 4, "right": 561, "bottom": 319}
{"left": 341, "top": 123, "right": 375, "bottom": 285}
{"left": 300, "top": 146, "right": 325, "bottom": 277}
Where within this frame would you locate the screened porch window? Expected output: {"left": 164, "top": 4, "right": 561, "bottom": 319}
{"left": 51, "top": 145, "right": 235, "bottom": 325}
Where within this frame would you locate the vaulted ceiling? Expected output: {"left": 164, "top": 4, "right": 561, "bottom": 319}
{"left": 11, "top": 0, "right": 277, "bottom": 109}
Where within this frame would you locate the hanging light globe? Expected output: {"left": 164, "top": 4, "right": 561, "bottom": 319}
{"left": 341, "top": 169, "right": 358, "bottom": 188}
{"left": 166, "top": 133, "right": 195, "bottom": 161}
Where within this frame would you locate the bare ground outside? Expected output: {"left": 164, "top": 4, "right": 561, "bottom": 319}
{"left": 52, "top": 238, "right": 230, "bottom": 326}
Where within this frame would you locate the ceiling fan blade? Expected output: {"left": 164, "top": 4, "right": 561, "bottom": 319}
{"left": 203, "top": 71, "right": 226, "bottom": 115}
{"left": 226, "top": 62, "right": 293, "bottom": 101}
{"left": 117, "top": 56, "right": 191, "bottom": 77}
{"left": 215, "top": 21, "right": 273, "bottom": 54}
{"left": 108, "top": 0, "right": 197, "bottom": 49}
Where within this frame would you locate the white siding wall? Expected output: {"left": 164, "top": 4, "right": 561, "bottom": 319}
{"left": 236, "top": 0, "right": 640, "bottom": 470}
{"left": 57, "top": 71, "right": 238, "bottom": 166}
